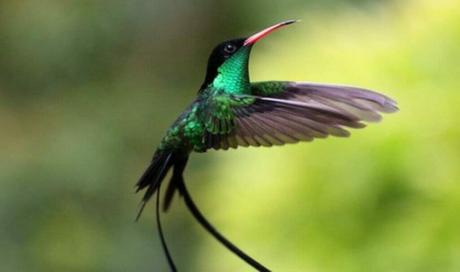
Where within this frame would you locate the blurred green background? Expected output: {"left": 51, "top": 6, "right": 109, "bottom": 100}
{"left": 1, "top": 0, "right": 459, "bottom": 271}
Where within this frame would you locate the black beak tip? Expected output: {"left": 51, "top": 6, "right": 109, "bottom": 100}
{"left": 282, "top": 19, "right": 301, "bottom": 26}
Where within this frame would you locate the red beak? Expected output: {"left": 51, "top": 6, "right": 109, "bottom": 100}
{"left": 243, "top": 19, "right": 299, "bottom": 46}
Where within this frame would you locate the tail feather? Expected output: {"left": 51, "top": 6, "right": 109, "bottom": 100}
{"left": 135, "top": 149, "right": 189, "bottom": 220}
{"left": 135, "top": 150, "right": 174, "bottom": 221}
{"left": 162, "top": 176, "right": 180, "bottom": 212}
{"left": 163, "top": 156, "right": 189, "bottom": 212}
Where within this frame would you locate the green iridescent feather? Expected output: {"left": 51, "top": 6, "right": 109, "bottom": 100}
{"left": 136, "top": 22, "right": 398, "bottom": 271}
{"left": 158, "top": 45, "right": 257, "bottom": 152}
{"left": 251, "top": 81, "right": 288, "bottom": 95}
{"left": 141, "top": 33, "right": 397, "bottom": 201}
{"left": 211, "top": 47, "right": 251, "bottom": 94}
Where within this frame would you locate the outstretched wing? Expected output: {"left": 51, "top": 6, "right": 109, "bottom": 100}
{"left": 204, "top": 81, "right": 398, "bottom": 150}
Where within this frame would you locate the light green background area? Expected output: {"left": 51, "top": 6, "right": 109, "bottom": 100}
{"left": 1, "top": 0, "right": 459, "bottom": 271}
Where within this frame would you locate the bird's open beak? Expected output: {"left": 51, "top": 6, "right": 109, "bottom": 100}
{"left": 243, "top": 19, "right": 299, "bottom": 46}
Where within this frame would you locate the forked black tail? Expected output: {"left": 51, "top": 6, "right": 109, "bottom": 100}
{"left": 136, "top": 149, "right": 270, "bottom": 271}
{"left": 135, "top": 149, "right": 174, "bottom": 220}
{"left": 135, "top": 149, "right": 188, "bottom": 271}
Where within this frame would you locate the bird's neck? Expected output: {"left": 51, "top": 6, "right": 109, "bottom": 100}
{"left": 211, "top": 48, "right": 251, "bottom": 94}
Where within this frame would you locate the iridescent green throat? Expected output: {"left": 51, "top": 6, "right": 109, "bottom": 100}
{"left": 211, "top": 47, "right": 252, "bottom": 94}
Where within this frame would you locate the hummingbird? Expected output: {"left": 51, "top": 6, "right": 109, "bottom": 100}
{"left": 135, "top": 20, "right": 397, "bottom": 272}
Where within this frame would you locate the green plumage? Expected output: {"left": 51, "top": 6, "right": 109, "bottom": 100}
{"left": 137, "top": 19, "right": 397, "bottom": 221}
{"left": 212, "top": 47, "right": 251, "bottom": 94}
{"left": 158, "top": 46, "right": 256, "bottom": 152}
{"left": 251, "top": 81, "right": 288, "bottom": 95}
{"left": 151, "top": 42, "right": 397, "bottom": 196}
{"left": 135, "top": 20, "right": 397, "bottom": 271}
{"left": 158, "top": 90, "right": 256, "bottom": 152}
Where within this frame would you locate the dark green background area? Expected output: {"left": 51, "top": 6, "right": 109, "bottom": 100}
{"left": 1, "top": 1, "right": 459, "bottom": 271}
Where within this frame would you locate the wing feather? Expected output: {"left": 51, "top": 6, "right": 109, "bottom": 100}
{"left": 204, "top": 81, "right": 397, "bottom": 150}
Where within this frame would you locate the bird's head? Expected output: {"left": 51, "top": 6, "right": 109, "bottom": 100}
{"left": 201, "top": 20, "right": 298, "bottom": 92}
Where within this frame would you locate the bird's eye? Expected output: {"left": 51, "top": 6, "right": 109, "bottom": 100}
{"left": 223, "top": 44, "right": 236, "bottom": 54}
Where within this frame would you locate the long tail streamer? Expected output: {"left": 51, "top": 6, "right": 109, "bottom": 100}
{"left": 156, "top": 183, "right": 177, "bottom": 271}
{"left": 177, "top": 180, "right": 270, "bottom": 272}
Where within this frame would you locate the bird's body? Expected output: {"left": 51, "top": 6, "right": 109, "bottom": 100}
{"left": 135, "top": 20, "right": 397, "bottom": 271}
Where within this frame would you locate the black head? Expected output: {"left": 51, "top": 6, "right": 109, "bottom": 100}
{"left": 200, "top": 20, "right": 299, "bottom": 90}
{"left": 201, "top": 38, "right": 246, "bottom": 89}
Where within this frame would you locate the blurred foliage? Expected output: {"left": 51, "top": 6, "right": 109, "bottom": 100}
{"left": 1, "top": 0, "right": 460, "bottom": 271}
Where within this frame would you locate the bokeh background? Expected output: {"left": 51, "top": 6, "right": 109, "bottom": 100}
{"left": 1, "top": 0, "right": 460, "bottom": 271}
